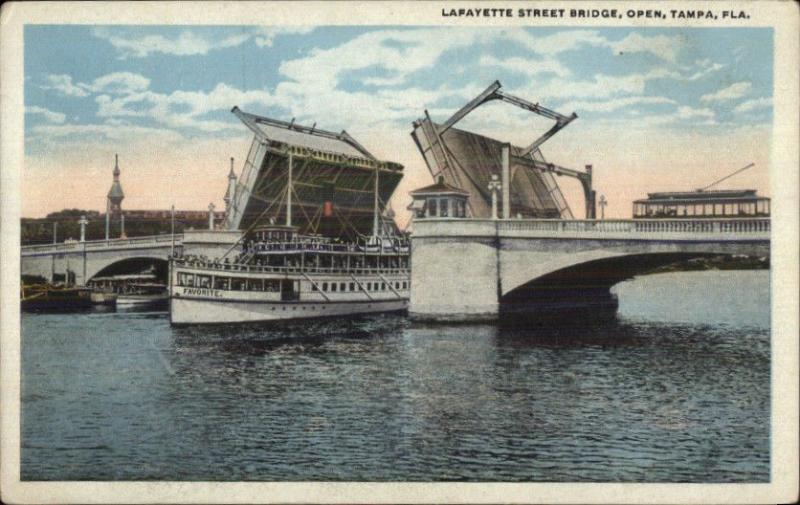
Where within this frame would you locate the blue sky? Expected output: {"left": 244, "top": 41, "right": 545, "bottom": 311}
{"left": 22, "top": 25, "right": 773, "bottom": 218}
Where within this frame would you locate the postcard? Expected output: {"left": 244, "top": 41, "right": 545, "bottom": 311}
{"left": 1, "top": 1, "right": 797, "bottom": 503}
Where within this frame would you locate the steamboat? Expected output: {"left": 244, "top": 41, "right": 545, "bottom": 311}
{"left": 169, "top": 227, "right": 409, "bottom": 324}
{"left": 168, "top": 107, "right": 409, "bottom": 325}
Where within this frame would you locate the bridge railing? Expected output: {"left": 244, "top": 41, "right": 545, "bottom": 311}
{"left": 21, "top": 234, "right": 184, "bottom": 255}
{"left": 497, "top": 218, "right": 770, "bottom": 234}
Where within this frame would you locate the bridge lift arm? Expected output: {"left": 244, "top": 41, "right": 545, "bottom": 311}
{"left": 437, "top": 81, "right": 578, "bottom": 155}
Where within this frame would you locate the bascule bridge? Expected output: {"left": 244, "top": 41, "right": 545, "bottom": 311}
{"left": 407, "top": 81, "right": 771, "bottom": 321}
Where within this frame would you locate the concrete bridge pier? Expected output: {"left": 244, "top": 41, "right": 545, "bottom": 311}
{"left": 410, "top": 235, "right": 501, "bottom": 321}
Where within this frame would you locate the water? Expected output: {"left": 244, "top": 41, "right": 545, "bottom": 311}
{"left": 21, "top": 270, "right": 770, "bottom": 482}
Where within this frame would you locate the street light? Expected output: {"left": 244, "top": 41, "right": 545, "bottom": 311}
{"left": 487, "top": 174, "right": 502, "bottom": 220}
{"left": 598, "top": 194, "right": 608, "bottom": 220}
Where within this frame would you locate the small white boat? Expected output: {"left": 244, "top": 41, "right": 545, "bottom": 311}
{"left": 117, "top": 283, "right": 168, "bottom": 309}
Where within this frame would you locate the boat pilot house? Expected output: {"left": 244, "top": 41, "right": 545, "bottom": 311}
{"left": 633, "top": 190, "right": 770, "bottom": 219}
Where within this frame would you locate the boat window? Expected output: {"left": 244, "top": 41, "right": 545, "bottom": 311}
{"left": 439, "top": 198, "right": 449, "bottom": 217}
{"left": 197, "top": 275, "right": 211, "bottom": 289}
{"left": 322, "top": 282, "right": 328, "bottom": 291}
{"left": 213, "top": 277, "right": 229, "bottom": 290}
{"left": 339, "top": 282, "right": 346, "bottom": 292}
{"left": 381, "top": 282, "right": 386, "bottom": 290}
{"left": 349, "top": 282, "right": 355, "bottom": 291}
{"left": 178, "top": 273, "right": 195, "bottom": 287}
{"left": 230, "top": 278, "right": 245, "bottom": 291}
{"left": 331, "top": 283, "right": 337, "bottom": 292}
{"left": 265, "top": 280, "right": 280, "bottom": 292}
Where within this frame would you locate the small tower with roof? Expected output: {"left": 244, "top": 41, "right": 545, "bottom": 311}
{"left": 105, "top": 154, "right": 125, "bottom": 240}
{"left": 408, "top": 176, "right": 470, "bottom": 219}
{"left": 224, "top": 157, "right": 237, "bottom": 213}
{"left": 107, "top": 153, "right": 125, "bottom": 213}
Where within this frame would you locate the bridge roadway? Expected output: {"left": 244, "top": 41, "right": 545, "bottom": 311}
{"left": 20, "top": 230, "right": 244, "bottom": 285}
{"left": 21, "top": 218, "right": 770, "bottom": 321}
{"left": 409, "top": 217, "right": 770, "bottom": 321}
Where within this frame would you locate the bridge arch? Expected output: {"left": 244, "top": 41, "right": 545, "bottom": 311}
{"left": 86, "top": 255, "right": 169, "bottom": 283}
{"left": 500, "top": 251, "right": 732, "bottom": 319}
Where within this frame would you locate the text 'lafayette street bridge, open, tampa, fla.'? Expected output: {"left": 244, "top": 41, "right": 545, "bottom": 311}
{"left": 21, "top": 216, "right": 770, "bottom": 320}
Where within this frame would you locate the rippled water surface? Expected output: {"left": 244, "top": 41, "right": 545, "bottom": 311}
{"left": 22, "top": 270, "right": 770, "bottom": 481}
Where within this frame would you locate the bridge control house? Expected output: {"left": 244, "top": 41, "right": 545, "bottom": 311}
{"left": 408, "top": 176, "right": 470, "bottom": 219}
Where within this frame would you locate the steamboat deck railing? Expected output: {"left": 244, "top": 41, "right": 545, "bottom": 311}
{"left": 174, "top": 258, "right": 409, "bottom": 277}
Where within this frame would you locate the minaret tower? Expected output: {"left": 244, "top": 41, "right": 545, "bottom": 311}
{"left": 224, "top": 157, "right": 237, "bottom": 216}
{"left": 105, "top": 154, "right": 125, "bottom": 240}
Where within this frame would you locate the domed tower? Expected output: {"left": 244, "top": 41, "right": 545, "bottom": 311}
{"left": 105, "top": 154, "right": 125, "bottom": 240}
{"left": 223, "top": 157, "right": 237, "bottom": 227}
{"left": 107, "top": 154, "right": 125, "bottom": 212}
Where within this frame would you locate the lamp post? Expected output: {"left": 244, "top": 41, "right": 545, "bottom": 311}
{"left": 487, "top": 174, "right": 501, "bottom": 220}
{"left": 599, "top": 194, "right": 608, "bottom": 220}
{"left": 78, "top": 215, "right": 88, "bottom": 242}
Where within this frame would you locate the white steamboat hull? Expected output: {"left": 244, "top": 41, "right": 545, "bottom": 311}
{"left": 170, "top": 296, "right": 408, "bottom": 324}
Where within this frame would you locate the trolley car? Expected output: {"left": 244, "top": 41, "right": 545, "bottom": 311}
{"left": 633, "top": 189, "right": 770, "bottom": 219}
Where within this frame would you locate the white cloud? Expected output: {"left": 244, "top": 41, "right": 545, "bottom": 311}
{"left": 29, "top": 122, "right": 185, "bottom": 145}
{"left": 559, "top": 96, "right": 676, "bottom": 114}
{"left": 25, "top": 105, "right": 66, "bottom": 124}
{"left": 254, "top": 26, "right": 315, "bottom": 47}
{"left": 634, "top": 105, "right": 717, "bottom": 126}
{"left": 700, "top": 81, "right": 752, "bottom": 102}
{"left": 87, "top": 72, "right": 151, "bottom": 94}
{"left": 479, "top": 55, "right": 571, "bottom": 78}
{"left": 506, "top": 29, "right": 610, "bottom": 56}
{"left": 609, "top": 32, "right": 685, "bottom": 64}
{"left": 94, "top": 79, "right": 275, "bottom": 132}
{"left": 733, "top": 97, "right": 772, "bottom": 113}
{"left": 528, "top": 67, "right": 679, "bottom": 101}
{"left": 43, "top": 74, "right": 89, "bottom": 97}
{"left": 684, "top": 58, "right": 725, "bottom": 81}
{"left": 93, "top": 28, "right": 251, "bottom": 58}
{"left": 92, "top": 26, "right": 316, "bottom": 59}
